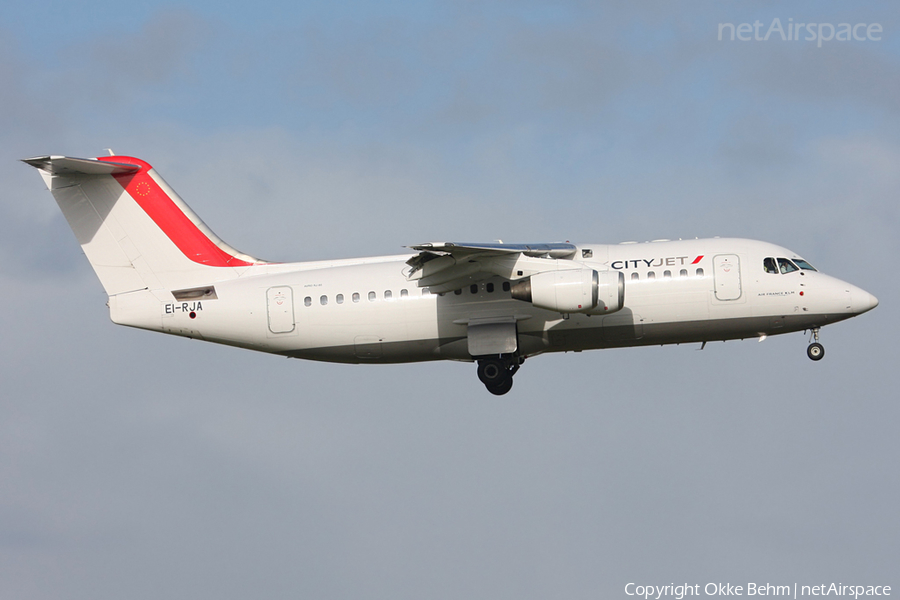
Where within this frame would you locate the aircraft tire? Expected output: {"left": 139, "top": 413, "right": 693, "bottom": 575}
{"left": 807, "top": 342, "right": 825, "bottom": 361}
{"left": 486, "top": 377, "right": 514, "bottom": 396}
{"left": 477, "top": 359, "right": 510, "bottom": 386}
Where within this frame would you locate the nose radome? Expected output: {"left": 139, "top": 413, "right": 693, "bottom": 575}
{"left": 866, "top": 291, "right": 879, "bottom": 311}
{"left": 851, "top": 286, "right": 878, "bottom": 314}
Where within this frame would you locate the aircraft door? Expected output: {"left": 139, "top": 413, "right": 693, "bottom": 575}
{"left": 266, "top": 286, "right": 295, "bottom": 333}
{"left": 713, "top": 254, "right": 742, "bottom": 301}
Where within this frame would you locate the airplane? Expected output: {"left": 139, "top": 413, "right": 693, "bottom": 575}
{"left": 23, "top": 153, "right": 879, "bottom": 395}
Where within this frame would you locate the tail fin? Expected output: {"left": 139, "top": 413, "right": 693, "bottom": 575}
{"left": 23, "top": 155, "right": 265, "bottom": 295}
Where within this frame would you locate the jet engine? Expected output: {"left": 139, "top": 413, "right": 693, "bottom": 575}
{"left": 510, "top": 269, "right": 624, "bottom": 314}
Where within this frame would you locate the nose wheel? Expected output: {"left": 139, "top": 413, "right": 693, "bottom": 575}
{"left": 807, "top": 328, "right": 825, "bottom": 361}
{"left": 476, "top": 356, "right": 521, "bottom": 395}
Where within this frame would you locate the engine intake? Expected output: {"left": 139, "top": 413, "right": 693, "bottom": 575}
{"left": 510, "top": 269, "right": 624, "bottom": 314}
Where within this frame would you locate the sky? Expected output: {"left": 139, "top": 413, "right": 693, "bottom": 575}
{"left": 2, "top": 1, "right": 898, "bottom": 598}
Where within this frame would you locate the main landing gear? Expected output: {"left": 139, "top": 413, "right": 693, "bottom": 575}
{"left": 476, "top": 355, "right": 521, "bottom": 395}
{"left": 807, "top": 327, "right": 825, "bottom": 361}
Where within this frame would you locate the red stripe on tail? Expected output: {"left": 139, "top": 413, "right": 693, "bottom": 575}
{"left": 99, "top": 156, "right": 254, "bottom": 268}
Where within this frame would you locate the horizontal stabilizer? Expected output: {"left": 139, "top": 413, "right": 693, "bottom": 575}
{"left": 21, "top": 155, "right": 140, "bottom": 176}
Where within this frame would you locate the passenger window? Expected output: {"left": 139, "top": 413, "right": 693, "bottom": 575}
{"left": 631, "top": 272, "right": 639, "bottom": 280}
{"left": 336, "top": 294, "right": 344, "bottom": 304}
{"left": 384, "top": 290, "right": 392, "bottom": 300}
{"left": 400, "top": 289, "right": 408, "bottom": 298}
{"left": 778, "top": 258, "right": 799, "bottom": 274}
{"left": 320, "top": 295, "right": 327, "bottom": 305}
{"left": 454, "top": 289, "right": 462, "bottom": 295}
{"left": 486, "top": 283, "right": 494, "bottom": 293}
{"left": 502, "top": 282, "right": 510, "bottom": 292}
{"left": 663, "top": 270, "right": 671, "bottom": 279}
{"left": 352, "top": 292, "right": 360, "bottom": 303}
{"left": 470, "top": 284, "right": 478, "bottom": 294}
{"left": 763, "top": 257, "right": 778, "bottom": 274}
{"left": 696, "top": 268, "right": 704, "bottom": 277}
{"left": 422, "top": 289, "right": 431, "bottom": 296}
{"left": 680, "top": 269, "right": 688, "bottom": 277}
{"left": 304, "top": 296, "right": 312, "bottom": 307}
{"left": 368, "top": 291, "right": 376, "bottom": 302}
{"left": 647, "top": 272, "right": 656, "bottom": 279}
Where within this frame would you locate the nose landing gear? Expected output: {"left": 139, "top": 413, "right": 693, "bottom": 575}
{"left": 807, "top": 327, "right": 825, "bottom": 361}
{"left": 476, "top": 355, "right": 521, "bottom": 395}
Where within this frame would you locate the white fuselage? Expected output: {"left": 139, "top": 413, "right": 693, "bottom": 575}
{"left": 109, "top": 237, "right": 877, "bottom": 364}
{"left": 24, "top": 154, "right": 878, "bottom": 394}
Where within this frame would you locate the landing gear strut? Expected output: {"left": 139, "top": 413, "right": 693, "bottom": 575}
{"left": 807, "top": 328, "right": 825, "bottom": 361}
{"left": 476, "top": 355, "right": 521, "bottom": 395}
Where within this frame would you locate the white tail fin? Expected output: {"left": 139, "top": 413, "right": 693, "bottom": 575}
{"left": 23, "top": 155, "right": 265, "bottom": 296}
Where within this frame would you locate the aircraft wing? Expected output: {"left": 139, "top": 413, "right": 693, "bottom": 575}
{"left": 405, "top": 241, "right": 578, "bottom": 293}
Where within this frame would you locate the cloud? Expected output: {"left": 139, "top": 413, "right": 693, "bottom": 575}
{"left": 53, "top": 10, "right": 209, "bottom": 110}
{"left": 725, "top": 41, "right": 900, "bottom": 115}
{"left": 499, "top": 24, "right": 643, "bottom": 115}
{"left": 0, "top": 31, "right": 70, "bottom": 140}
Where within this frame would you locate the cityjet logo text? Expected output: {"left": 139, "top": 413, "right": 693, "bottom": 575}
{"left": 717, "top": 18, "right": 883, "bottom": 47}
{"left": 611, "top": 255, "right": 704, "bottom": 270}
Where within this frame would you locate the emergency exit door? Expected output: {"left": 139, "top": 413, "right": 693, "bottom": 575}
{"left": 713, "top": 254, "right": 742, "bottom": 301}
{"left": 266, "top": 286, "right": 295, "bottom": 333}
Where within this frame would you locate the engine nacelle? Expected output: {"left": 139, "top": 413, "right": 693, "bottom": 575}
{"left": 510, "top": 269, "right": 624, "bottom": 314}
{"left": 593, "top": 269, "right": 625, "bottom": 314}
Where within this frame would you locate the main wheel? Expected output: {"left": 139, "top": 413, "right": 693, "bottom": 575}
{"left": 807, "top": 342, "right": 825, "bottom": 361}
{"left": 477, "top": 359, "right": 509, "bottom": 386}
{"left": 486, "top": 377, "right": 514, "bottom": 396}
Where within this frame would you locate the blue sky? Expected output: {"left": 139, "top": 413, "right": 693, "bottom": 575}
{"left": 2, "top": 2, "right": 899, "bottom": 599}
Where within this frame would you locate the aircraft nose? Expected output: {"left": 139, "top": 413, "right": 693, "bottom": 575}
{"left": 851, "top": 286, "right": 879, "bottom": 314}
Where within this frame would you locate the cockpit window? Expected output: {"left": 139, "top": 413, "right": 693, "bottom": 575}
{"left": 777, "top": 258, "right": 799, "bottom": 274}
{"left": 763, "top": 257, "right": 778, "bottom": 274}
{"left": 793, "top": 259, "right": 817, "bottom": 271}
